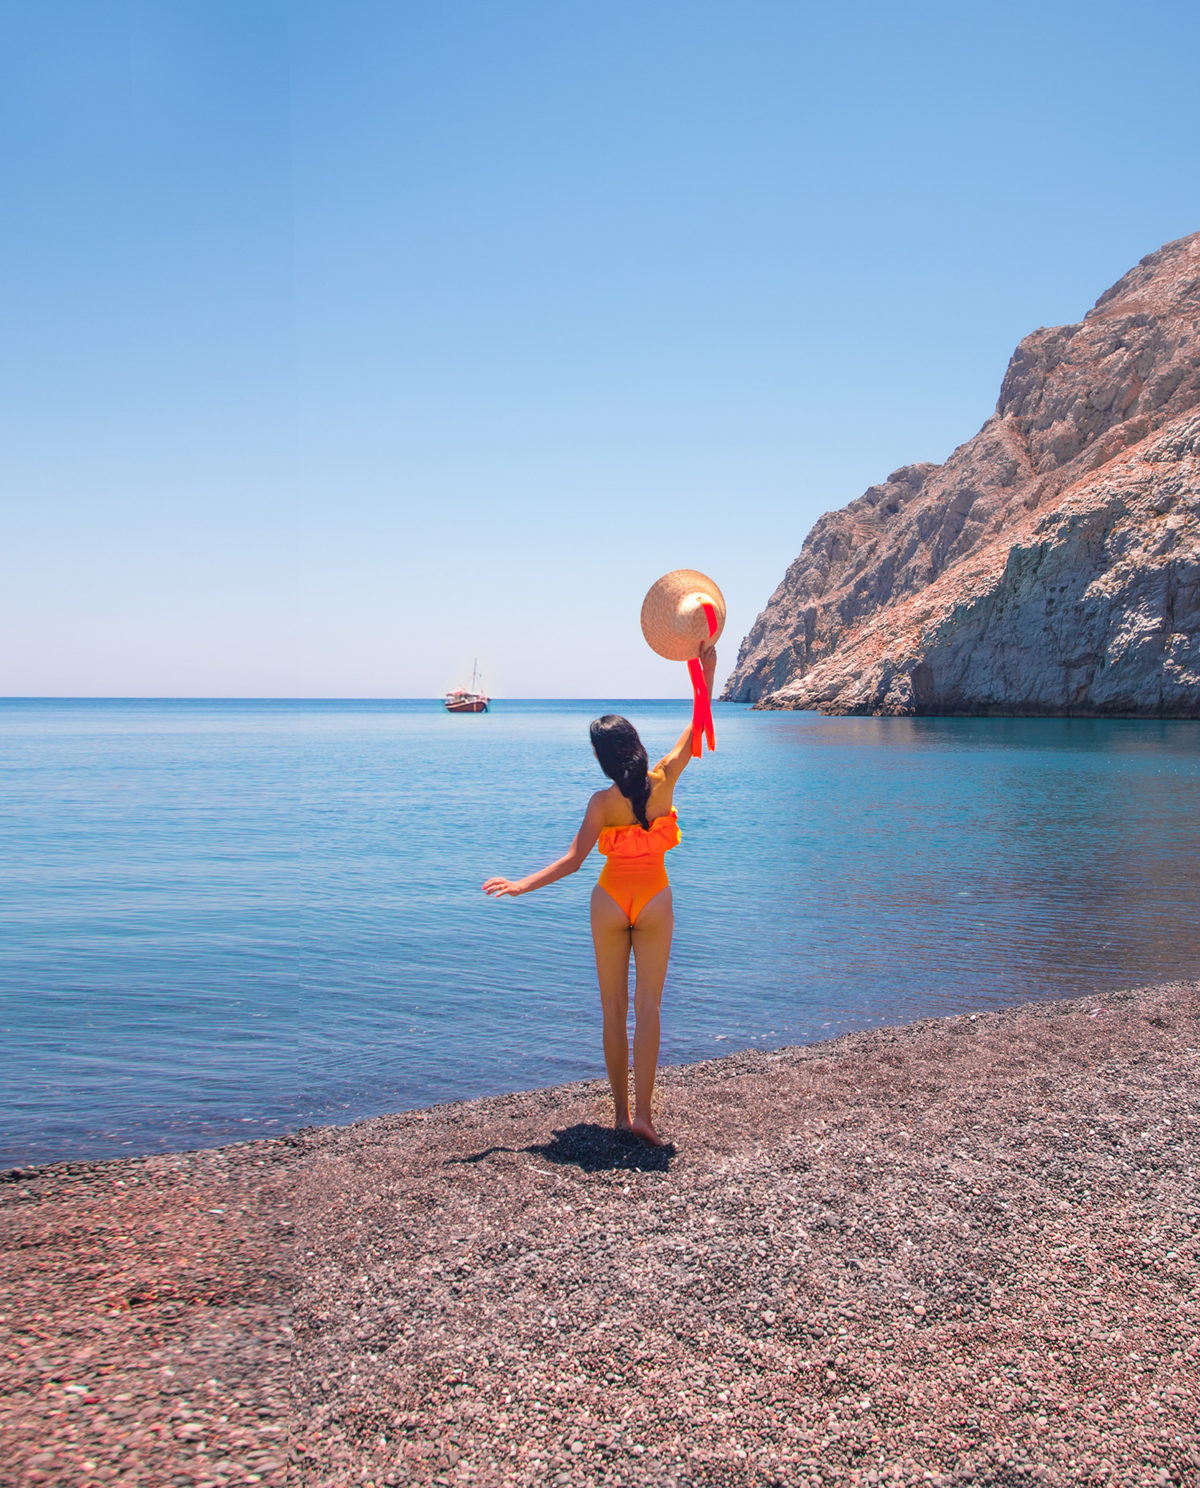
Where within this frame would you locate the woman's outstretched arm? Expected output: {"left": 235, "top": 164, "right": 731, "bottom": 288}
{"left": 481, "top": 793, "right": 606, "bottom": 899}
{"left": 654, "top": 641, "right": 717, "bottom": 784}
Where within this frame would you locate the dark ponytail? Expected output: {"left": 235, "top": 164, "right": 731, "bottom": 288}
{"left": 589, "top": 715, "right": 652, "bottom": 829}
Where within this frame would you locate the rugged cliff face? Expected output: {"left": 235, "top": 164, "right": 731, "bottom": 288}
{"left": 724, "top": 233, "right": 1200, "bottom": 716}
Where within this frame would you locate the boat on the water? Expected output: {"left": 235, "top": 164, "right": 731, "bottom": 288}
{"left": 444, "top": 661, "right": 489, "bottom": 713}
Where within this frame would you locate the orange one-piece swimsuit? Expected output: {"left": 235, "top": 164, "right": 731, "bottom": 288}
{"left": 596, "top": 810, "right": 681, "bottom": 925}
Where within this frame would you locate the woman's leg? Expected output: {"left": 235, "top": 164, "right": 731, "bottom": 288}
{"left": 590, "top": 884, "right": 634, "bottom": 1129}
{"left": 629, "top": 887, "right": 674, "bottom": 1145}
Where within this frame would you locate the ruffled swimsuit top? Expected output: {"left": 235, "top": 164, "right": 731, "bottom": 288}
{"left": 597, "top": 809, "right": 681, "bottom": 860}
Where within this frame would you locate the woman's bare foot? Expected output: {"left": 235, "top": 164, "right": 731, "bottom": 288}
{"left": 629, "top": 1116, "right": 667, "bottom": 1147}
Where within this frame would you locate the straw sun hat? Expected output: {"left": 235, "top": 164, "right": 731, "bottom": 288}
{"left": 640, "top": 569, "right": 727, "bottom": 662}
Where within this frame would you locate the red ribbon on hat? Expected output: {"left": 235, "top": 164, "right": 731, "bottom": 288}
{"left": 686, "top": 602, "right": 718, "bottom": 757}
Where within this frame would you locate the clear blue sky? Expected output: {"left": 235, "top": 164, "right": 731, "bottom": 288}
{"left": 2, "top": 0, "right": 1197, "bottom": 697}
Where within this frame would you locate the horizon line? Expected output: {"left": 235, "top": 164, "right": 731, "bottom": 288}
{"left": 0, "top": 694, "right": 737, "bottom": 703}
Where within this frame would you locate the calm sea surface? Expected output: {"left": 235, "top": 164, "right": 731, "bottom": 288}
{"left": 2, "top": 698, "right": 1198, "bottom": 1166}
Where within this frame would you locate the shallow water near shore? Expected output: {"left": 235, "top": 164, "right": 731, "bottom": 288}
{"left": 2, "top": 697, "right": 1198, "bottom": 1165}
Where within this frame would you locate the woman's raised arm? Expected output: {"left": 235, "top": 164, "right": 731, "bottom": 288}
{"left": 482, "top": 793, "right": 606, "bottom": 899}
{"left": 655, "top": 642, "right": 717, "bottom": 785}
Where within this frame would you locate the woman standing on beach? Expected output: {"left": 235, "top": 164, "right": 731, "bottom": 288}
{"left": 482, "top": 641, "right": 717, "bottom": 1147}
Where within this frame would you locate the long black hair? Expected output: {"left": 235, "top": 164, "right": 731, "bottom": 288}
{"left": 590, "top": 714, "right": 652, "bottom": 829}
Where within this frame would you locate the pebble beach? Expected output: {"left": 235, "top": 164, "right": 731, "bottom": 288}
{"left": 2, "top": 981, "right": 1197, "bottom": 1487}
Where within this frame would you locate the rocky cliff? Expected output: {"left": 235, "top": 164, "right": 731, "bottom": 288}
{"left": 724, "top": 233, "right": 1200, "bottom": 716}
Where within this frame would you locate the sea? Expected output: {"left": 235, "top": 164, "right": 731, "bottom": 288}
{"left": 2, "top": 698, "right": 1198, "bottom": 1168}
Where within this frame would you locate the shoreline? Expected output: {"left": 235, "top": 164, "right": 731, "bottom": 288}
{"left": 3, "top": 980, "right": 1197, "bottom": 1486}
{"left": 1, "top": 991, "right": 1111, "bottom": 1179}
{"left": 1, "top": 981, "right": 1174, "bottom": 1180}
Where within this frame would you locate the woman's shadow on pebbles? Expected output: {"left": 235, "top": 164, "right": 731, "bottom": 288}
{"left": 448, "top": 1122, "right": 675, "bottom": 1174}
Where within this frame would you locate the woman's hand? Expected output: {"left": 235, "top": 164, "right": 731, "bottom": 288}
{"left": 482, "top": 876, "right": 525, "bottom": 898}
{"left": 700, "top": 639, "right": 718, "bottom": 692}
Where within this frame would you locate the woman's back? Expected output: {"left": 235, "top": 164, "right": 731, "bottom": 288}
{"left": 594, "top": 767, "right": 676, "bottom": 831}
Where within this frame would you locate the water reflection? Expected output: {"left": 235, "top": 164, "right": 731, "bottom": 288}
{"left": 687, "top": 712, "right": 1199, "bottom": 1039}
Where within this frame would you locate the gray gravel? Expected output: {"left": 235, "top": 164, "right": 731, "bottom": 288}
{"left": 3, "top": 982, "right": 1198, "bottom": 1487}
{"left": 0, "top": 1142, "right": 293, "bottom": 1487}
{"left": 290, "top": 983, "right": 1200, "bottom": 1488}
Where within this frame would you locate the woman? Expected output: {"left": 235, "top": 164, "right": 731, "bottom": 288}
{"left": 482, "top": 642, "right": 717, "bottom": 1146}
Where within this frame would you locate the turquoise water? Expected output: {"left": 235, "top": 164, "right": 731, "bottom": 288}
{"left": 2, "top": 698, "right": 1198, "bottom": 1167}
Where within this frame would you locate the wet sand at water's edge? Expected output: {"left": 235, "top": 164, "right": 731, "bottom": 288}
{"left": 2, "top": 981, "right": 1197, "bottom": 1487}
